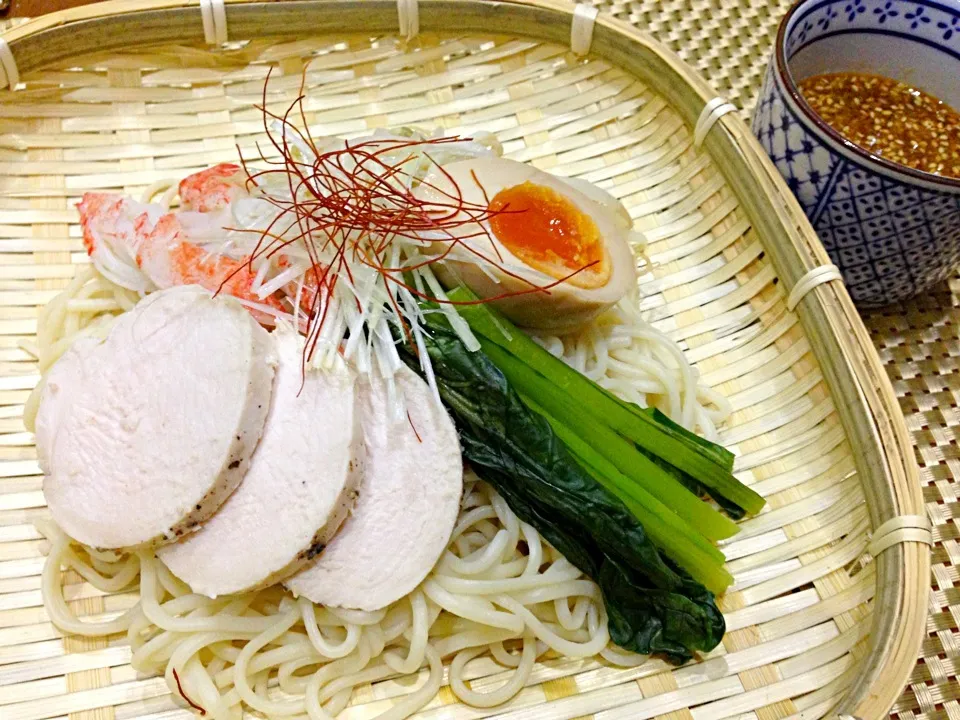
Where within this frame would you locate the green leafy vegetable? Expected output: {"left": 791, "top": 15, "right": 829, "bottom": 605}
{"left": 646, "top": 448, "right": 747, "bottom": 521}
{"left": 400, "top": 323, "right": 725, "bottom": 661}
{"left": 522, "top": 393, "right": 733, "bottom": 593}
{"left": 445, "top": 288, "right": 763, "bottom": 516}
{"left": 478, "top": 339, "right": 739, "bottom": 542}
{"left": 643, "top": 407, "right": 734, "bottom": 472}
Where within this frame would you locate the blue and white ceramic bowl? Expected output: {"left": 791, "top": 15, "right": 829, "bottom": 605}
{"left": 753, "top": 0, "right": 960, "bottom": 307}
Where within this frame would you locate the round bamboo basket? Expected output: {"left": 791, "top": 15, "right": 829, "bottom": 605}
{"left": 0, "top": 1, "right": 930, "bottom": 719}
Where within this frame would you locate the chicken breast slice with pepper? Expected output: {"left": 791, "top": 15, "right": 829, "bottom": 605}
{"left": 39, "top": 285, "right": 276, "bottom": 549}
{"left": 286, "top": 365, "right": 462, "bottom": 611}
{"left": 159, "top": 325, "right": 365, "bottom": 597}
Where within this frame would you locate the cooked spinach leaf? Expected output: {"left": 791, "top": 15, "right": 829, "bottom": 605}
{"left": 401, "top": 324, "right": 725, "bottom": 661}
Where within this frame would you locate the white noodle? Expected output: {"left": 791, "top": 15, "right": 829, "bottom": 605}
{"left": 41, "top": 475, "right": 624, "bottom": 718}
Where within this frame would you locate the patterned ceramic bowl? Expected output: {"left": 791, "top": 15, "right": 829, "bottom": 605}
{"left": 753, "top": 0, "right": 960, "bottom": 307}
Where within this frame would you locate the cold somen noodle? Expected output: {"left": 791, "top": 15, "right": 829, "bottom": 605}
{"left": 40, "top": 479, "right": 620, "bottom": 720}
{"left": 29, "top": 196, "right": 727, "bottom": 719}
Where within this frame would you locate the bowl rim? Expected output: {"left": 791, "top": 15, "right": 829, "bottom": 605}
{"left": 774, "top": 0, "right": 960, "bottom": 192}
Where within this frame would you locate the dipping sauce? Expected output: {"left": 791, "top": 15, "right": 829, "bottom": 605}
{"left": 798, "top": 72, "right": 960, "bottom": 178}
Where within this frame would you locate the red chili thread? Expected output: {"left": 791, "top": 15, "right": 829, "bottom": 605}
{"left": 172, "top": 667, "right": 207, "bottom": 716}
{"left": 215, "top": 67, "right": 597, "bottom": 367}
{"left": 407, "top": 410, "right": 423, "bottom": 443}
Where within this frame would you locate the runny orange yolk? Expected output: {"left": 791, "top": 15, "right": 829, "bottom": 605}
{"left": 488, "top": 181, "right": 609, "bottom": 289}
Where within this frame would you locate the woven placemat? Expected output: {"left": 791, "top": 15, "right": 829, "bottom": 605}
{"left": 864, "top": 280, "right": 960, "bottom": 720}
{"left": 594, "top": 0, "right": 791, "bottom": 114}
{"left": 592, "top": 0, "right": 959, "bottom": 716}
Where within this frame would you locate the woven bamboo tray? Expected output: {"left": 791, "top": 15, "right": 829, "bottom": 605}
{"left": 0, "top": 1, "right": 930, "bottom": 719}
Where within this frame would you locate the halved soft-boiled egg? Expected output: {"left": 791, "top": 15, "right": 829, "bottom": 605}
{"left": 413, "top": 156, "right": 637, "bottom": 332}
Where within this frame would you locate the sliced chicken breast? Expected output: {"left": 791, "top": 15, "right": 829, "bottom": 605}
{"left": 286, "top": 366, "right": 462, "bottom": 611}
{"left": 40, "top": 285, "right": 276, "bottom": 549}
{"left": 159, "top": 325, "right": 365, "bottom": 597}
{"left": 34, "top": 337, "right": 98, "bottom": 475}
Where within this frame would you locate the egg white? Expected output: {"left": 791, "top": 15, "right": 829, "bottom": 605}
{"left": 413, "top": 156, "right": 637, "bottom": 332}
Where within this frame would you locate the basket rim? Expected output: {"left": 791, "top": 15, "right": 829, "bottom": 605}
{"left": 0, "top": 1, "right": 929, "bottom": 718}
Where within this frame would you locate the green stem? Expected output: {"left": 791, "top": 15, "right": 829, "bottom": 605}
{"left": 522, "top": 395, "right": 732, "bottom": 593}
{"left": 445, "top": 289, "right": 763, "bottom": 515}
{"left": 478, "top": 338, "right": 739, "bottom": 541}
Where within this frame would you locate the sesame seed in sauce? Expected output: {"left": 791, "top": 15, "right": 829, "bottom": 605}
{"left": 797, "top": 72, "right": 960, "bottom": 178}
